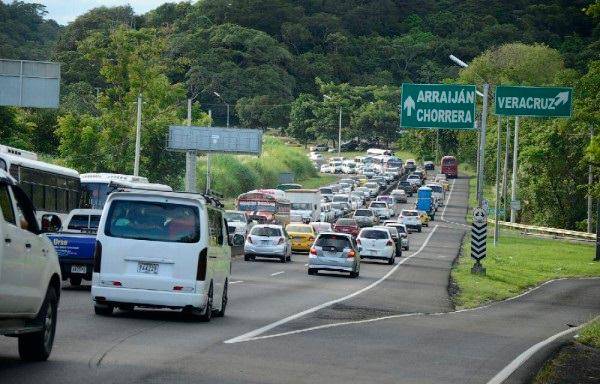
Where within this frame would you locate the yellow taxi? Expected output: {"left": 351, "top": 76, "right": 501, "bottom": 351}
{"left": 418, "top": 210, "right": 431, "bottom": 227}
{"left": 286, "top": 223, "right": 316, "bottom": 252}
{"left": 356, "top": 175, "right": 368, "bottom": 186}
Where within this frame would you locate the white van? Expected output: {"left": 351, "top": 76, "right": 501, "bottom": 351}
{"left": 91, "top": 191, "right": 238, "bottom": 321}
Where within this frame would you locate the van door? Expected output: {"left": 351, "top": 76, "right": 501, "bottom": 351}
{"left": 11, "top": 185, "right": 49, "bottom": 313}
{"left": 0, "top": 184, "right": 26, "bottom": 314}
{"left": 207, "top": 208, "right": 226, "bottom": 298}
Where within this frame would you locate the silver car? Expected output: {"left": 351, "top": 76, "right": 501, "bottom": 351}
{"left": 385, "top": 221, "right": 410, "bottom": 251}
{"left": 244, "top": 224, "right": 292, "bottom": 262}
{"left": 308, "top": 233, "right": 360, "bottom": 278}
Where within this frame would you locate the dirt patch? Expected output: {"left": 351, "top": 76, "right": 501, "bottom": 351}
{"left": 531, "top": 342, "right": 600, "bottom": 384}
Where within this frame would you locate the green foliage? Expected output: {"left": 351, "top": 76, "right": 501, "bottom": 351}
{"left": 452, "top": 230, "right": 599, "bottom": 309}
{"left": 579, "top": 318, "right": 600, "bottom": 348}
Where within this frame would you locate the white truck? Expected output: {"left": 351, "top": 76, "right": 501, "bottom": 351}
{"left": 0, "top": 169, "right": 61, "bottom": 361}
{"left": 286, "top": 189, "right": 322, "bottom": 223}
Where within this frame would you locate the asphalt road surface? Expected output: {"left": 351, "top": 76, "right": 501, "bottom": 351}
{"left": 1, "top": 176, "right": 598, "bottom": 384}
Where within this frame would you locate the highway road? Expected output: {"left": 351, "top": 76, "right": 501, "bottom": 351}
{"left": 1, "top": 176, "right": 598, "bottom": 384}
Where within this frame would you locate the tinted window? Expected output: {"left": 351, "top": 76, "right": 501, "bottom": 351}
{"left": 68, "top": 215, "right": 101, "bottom": 231}
{"left": 361, "top": 230, "right": 389, "bottom": 239}
{"left": 251, "top": 227, "right": 282, "bottom": 237}
{"left": 402, "top": 211, "right": 418, "bottom": 217}
{"left": 354, "top": 210, "right": 372, "bottom": 217}
{"left": 315, "top": 234, "right": 351, "bottom": 250}
{"left": 81, "top": 182, "right": 111, "bottom": 209}
{"left": 370, "top": 202, "right": 386, "bottom": 208}
{"left": 332, "top": 196, "right": 348, "bottom": 202}
{"left": 224, "top": 212, "right": 246, "bottom": 222}
{"left": 319, "top": 188, "right": 333, "bottom": 195}
{"left": 287, "top": 225, "right": 312, "bottom": 233}
{"left": 105, "top": 200, "right": 200, "bottom": 243}
{"left": 0, "top": 185, "right": 16, "bottom": 224}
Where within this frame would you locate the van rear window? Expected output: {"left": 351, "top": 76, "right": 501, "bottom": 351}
{"left": 68, "top": 215, "right": 101, "bottom": 231}
{"left": 105, "top": 200, "right": 200, "bottom": 243}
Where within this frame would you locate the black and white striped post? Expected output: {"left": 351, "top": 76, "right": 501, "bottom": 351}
{"left": 471, "top": 207, "right": 487, "bottom": 275}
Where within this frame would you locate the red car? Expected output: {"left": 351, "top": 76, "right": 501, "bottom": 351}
{"left": 333, "top": 218, "right": 360, "bottom": 237}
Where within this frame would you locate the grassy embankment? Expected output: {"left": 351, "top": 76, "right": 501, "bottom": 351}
{"left": 451, "top": 165, "right": 600, "bottom": 309}
{"left": 201, "top": 136, "right": 337, "bottom": 209}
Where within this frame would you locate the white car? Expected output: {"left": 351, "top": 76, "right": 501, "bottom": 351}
{"left": 310, "top": 221, "right": 333, "bottom": 234}
{"left": 320, "top": 164, "right": 333, "bottom": 173}
{"left": 0, "top": 170, "right": 62, "bottom": 361}
{"left": 355, "top": 186, "right": 371, "bottom": 200}
{"left": 364, "top": 182, "right": 380, "bottom": 197}
{"left": 309, "top": 152, "right": 324, "bottom": 161}
{"left": 399, "top": 209, "right": 422, "bottom": 233}
{"left": 244, "top": 224, "right": 292, "bottom": 262}
{"left": 407, "top": 174, "right": 422, "bottom": 187}
{"left": 224, "top": 210, "right": 248, "bottom": 238}
{"left": 426, "top": 183, "right": 445, "bottom": 207}
{"left": 369, "top": 201, "right": 393, "bottom": 220}
{"left": 330, "top": 161, "right": 343, "bottom": 173}
{"left": 92, "top": 191, "right": 234, "bottom": 321}
{"left": 384, "top": 221, "right": 410, "bottom": 251}
{"left": 356, "top": 227, "right": 395, "bottom": 264}
{"left": 342, "top": 161, "right": 357, "bottom": 174}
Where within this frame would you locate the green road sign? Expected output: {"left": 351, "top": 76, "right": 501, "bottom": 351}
{"left": 400, "top": 83, "right": 477, "bottom": 130}
{"left": 495, "top": 86, "right": 572, "bottom": 117}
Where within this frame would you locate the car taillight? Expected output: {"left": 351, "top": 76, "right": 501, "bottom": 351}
{"left": 347, "top": 250, "right": 356, "bottom": 258}
{"left": 309, "top": 247, "right": 317, "bottom": 256}
{"left": 278, "top": 237, "right": 285, "bottom": 245}
{"left": 196, "top": 250, "right": 207, "bottom": 281}
{"left": 387, "top": 240, "right": 394, "bottom": 246}
{"left": 93, "top": 240, "right": 102, "bottom": 273}
{"left": 309, "top": 236, "right": 315, "bottom": 241}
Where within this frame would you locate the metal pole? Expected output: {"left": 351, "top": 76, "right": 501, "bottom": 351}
{"left": 226, "top": 104, "right": 230, "bottom": 128}
{"left": 206, "top": 109, "right": 212, "bottom": 194}
{"left": 476, "top": 84, "right": 489, "bottom": 208}
{"left": 185, "top": 99, "right": 197, "bottom": 193}
{"left": 595, "top": 201, "right": 600, "bottom": 261}
{"left": 436, "top": 129, "right": 440, "bottom": 163}
{"left": 338, "top": 106, "right": 342, "bottom": 155}
{"left": 588, "top": 127, "right": 594, "bottom": 233}
{"left": 510, "top": 116, "right": 520, "bottom": 222}
{"left": 494, "top": 116, "right": 502, "bottom": 245}
{"left": 475, "top": 125, "right": 480, "bottom": 205}
{"left": 502, "top": 117, "right": 511, "bottom": 218}
{"left": 133, "top": 93, "right": 142, "bottom": 176}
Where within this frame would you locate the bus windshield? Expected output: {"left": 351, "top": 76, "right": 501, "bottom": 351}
{"left": 80, "top": 182, "right": 111, "bottom": 210}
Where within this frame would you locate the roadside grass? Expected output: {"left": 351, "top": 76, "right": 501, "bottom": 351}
{"left": 302, "top": 174, "right": 337, "bottom": 189}
{"left": 579, "top": 318, "right": 600, "bottom": 348}
{"left": 451, "top": 172, "right": 600, "bottom": 309}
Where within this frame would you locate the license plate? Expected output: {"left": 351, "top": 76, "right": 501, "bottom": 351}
{"left": 137, "top": 262, "right": 159, "bottom": 274}
{"left": 261, "top": 240, "right": 271, "bottom": 245}
{"left": 71, "top": 265, "right": 86, "bottom": 274}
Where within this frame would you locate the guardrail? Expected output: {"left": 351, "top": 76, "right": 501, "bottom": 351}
{"left": 489, "top": 219, "right": 596, "bottom": 242}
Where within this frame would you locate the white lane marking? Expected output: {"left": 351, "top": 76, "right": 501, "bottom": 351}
{"left": 243, "top": 313, "right": 424, "bottom": 342}
{"left": 224, "top": 225, "right": 439, "bottom": 344}
{"left": 270, "top": 271, "right": 285, "bottom": 276}
{"left": 230, "top": 280, "right": 244, "bottom": 284}
{"left": 486, "top": 315, "right": 600, "bottom": 384}
{"left": 441, "top": 179, "right": 456, "bottom": 221}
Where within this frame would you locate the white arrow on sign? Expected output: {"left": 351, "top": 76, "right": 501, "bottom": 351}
{"left": 403, "top": 96, "right": 416, "bottom": 117}
{"left": 554, "top": 91, "right": 569, "bottom": 106}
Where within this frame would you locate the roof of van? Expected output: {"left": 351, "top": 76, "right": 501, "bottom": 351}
{"left": 106, "top": 190, "right": 210, "bottom": 205}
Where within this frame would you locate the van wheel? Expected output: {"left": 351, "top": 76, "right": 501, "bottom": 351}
{"left": 69, "top": 276, "right": 82, "bottom": 286}
{"left": 94, "top": 303, "right": 114, "bottom": 316}
{"left": 280, "top": 255, "right": 287, "bottom": 263}
{"left": 198, "top": 285, "right": 213, "bottom": 322}
{"left": 18, "top": 287, "right": 58, "bottom": 361}
{"left": 213, "top": 281, "right": 227, "bottom": 318}
{"left": 308, "top": 268, "right": 317, "bottom": 275}
{"left": 350, "top": 271, "right": 359, "bottom": 278}
{"left": 387, "top": 256, "right": 395, "bottom": 265}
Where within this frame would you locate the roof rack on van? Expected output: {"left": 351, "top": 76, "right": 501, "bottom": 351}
{"left": 108, "top": 181, "right": 225, "bottom": 208}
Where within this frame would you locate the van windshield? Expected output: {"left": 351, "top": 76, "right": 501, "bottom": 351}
{"left": 105, "top": 200, "right": 200, "bottom": 243}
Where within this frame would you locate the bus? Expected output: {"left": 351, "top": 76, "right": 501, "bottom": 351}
{"left": 0, "top": 145, "right": 81, "bottom": 228}
{"left": 236, "top": 190, "right": 291, "bottom": 226}
{"left": 441, "top": 156, "right": 458, "bottom": 178}
{"left": 79, "top": 173, "right": 173, "bottom": 210}
{"left": 366, "top": 148, "right": 394, "bottom": 156}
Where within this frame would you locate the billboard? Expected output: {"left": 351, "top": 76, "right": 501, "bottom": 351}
{"left": 0, "top": 59, "right": 60, "bottom": 108}
{"left": 167, "top": 126, "right": 262, "bottom": 155}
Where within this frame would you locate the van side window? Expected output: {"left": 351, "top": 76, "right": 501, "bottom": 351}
{"left": 0, "top": 184, "right": 16, "bottom": 224}
{"left": 207, "top": 208, "right": 224, "bottom": 246}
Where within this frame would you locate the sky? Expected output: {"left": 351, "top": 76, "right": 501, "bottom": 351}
{"left": 23, "top": 1, "right": 177, "bottom": 25}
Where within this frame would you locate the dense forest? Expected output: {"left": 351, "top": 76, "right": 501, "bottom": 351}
{"left": 0, "top": 0, "right": 599, "bottom": 230}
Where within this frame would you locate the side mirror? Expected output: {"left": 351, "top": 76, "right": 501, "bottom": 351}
{"left": 232, "top": 234, "right": 245, "bottom": 247}
{"left": 41, "top": 214, "right": 62, "bottom": 233}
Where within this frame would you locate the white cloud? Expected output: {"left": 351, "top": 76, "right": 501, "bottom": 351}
{"left": 24, "top": 0, "right": 180, "bottom": 25}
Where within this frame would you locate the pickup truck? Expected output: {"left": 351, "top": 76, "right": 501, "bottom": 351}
{"left": 45, "top": 209, "right": 101, "bottom": 286}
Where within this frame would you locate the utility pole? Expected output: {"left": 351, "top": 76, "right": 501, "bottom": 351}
{"left": 226, "top": 103, "right": 230, "bottom": 128}
{"left": 596, "top": 202, "right": 600, "bottom": 261}
{"left": 502, "top": 117, "right": 511, "bottom": 219}
{"left": 436, "top": 129, "right": 440, "bottom": 163}
{"left": 206, "top": 109, "right": 212, "bottom": 194}
{"left": 588, "top": 127, "right": 594, "bottom": 233}
{"left": 133, "top": 93, "right": 142, "bottom": 176}
{"left": 476, "top": 84, "right": 490, "bottom": 207}
{"left": 494, "top": 116, "right": 502, "bottom": 245}
{"left": 185, "top": 98, "right": 197, "bottom": 192}
{"left": 510, "top": 116, "right": 520, "bottom": 222}
{"left": 475, "top": 123, "right": 481, "bottom": 204}
{"left": 338, "top": 106, "right": 342, "bottom": 155}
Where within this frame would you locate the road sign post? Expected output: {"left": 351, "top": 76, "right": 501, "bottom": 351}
{"left": 471, "top": 207, "right": 488, "bottom": 275}
{"left": 400, "top": 83, "right": 477, "bottom": 130}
